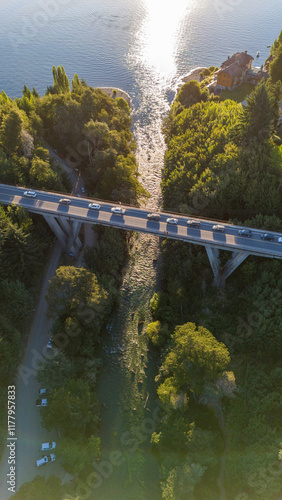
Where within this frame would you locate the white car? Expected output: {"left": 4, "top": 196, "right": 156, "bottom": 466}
{"left": 111, "top": 207, "right": 125, "bottom": 215}
{"left": 88, "top": 203, "right": 101, "bottom": 210}
{"left": 36, "top": 398, "right": 48, "bottom": 407}
{"left": 212, "top": 224, "right": 225, "bottom": 232}
{"left": 278, "top": 237, "right": 282, "bottom": 243}
{"left": 47, "top": 337, "right": 53, "bottom": 349}
{"left": 36, "top": 454, "right": 56, "bottom": 467}
{"left": 40, "top": 442, "right": 56, "bottom": 451}
{"left": 166, "top": 218, "right": 178, "bottom": 225}
{"left": 23, "top": 190, "right": 37, "bottom": 198}
{"left": 38, "top": 388, "right": 50, "bottom": 396}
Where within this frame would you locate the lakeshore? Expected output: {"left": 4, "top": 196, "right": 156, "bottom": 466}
{"left": 99, "top": 87, "right": 131, "bottom": 107}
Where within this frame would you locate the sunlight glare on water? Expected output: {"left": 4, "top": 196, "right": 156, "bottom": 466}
{"left": 139, "top": 0, "right": 196, "bottom": 77}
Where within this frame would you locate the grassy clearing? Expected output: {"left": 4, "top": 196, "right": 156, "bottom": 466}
{"left": 220, "top": 83, "right": 255, "bottom": 103}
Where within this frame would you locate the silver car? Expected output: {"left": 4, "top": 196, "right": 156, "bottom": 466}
{"left": 111, "top": 207, "right": 125, "bottom": 215}
{"left": 166, "top": 218, "right": 178, "bottom": 225}
{"left": 23, "top": 190, "right": 37, "bottom": 198}
{"left": 36, "top": 454, "right": 56, "bottom": 467}
{"left": 40, "top": 442, "right": 56, "bottom": 452}
{"left": 88, "top": 203, "right": 101, "bottom": 210}
{"left": 212, "top": 224, "right": 225, "bottom": 232}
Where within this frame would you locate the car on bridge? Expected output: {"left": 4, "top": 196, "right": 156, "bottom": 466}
{"left": 59, "top": 198, "right": 71, "bottom": 205}
{"left": 36, "top": 454, "right": 56, "bottom": 467}
{"left": 166, "top": 218, "right": 178, "bottom": 224}
{"left": 147, "top": 213, "right": 160, "bottom": 221}
{"left": 187, "top": 219, "right": 201, "bottom": 228}
{"left": 212, "top": 225, "right": 225, "bottom": 232}
{"left": 238, "top": 229, "right": 252, "bottom": 237}
{"left": 261, "top": 233, "right": 274, "bottom": 241}
{"left": 111, "top": 207, "right": 125, "bottom": 215}
{"left": 88, "top": 203, "right": 101, "bottom": 210}
{"left": 40, "top": 442, "right": 56, "bottom": 452}
{"left": 23, "top": 190, "right": 37, "bottom": 198}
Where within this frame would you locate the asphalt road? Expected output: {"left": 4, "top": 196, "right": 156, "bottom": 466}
{"left": 0, "top": 242, "right": 69, "bottom": 499}
{"left": 0, "top": 183, "right": 282, "bottom": 260}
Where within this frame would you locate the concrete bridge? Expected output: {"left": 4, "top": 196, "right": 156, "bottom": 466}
{"left": 1, "top": 184, "right": 281, "bottom": 286}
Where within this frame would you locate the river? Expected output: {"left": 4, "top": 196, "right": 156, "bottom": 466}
{"left": 1, "top": 1, "right": 282, "bottom": 498}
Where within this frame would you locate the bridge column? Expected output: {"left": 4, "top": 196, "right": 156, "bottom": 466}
{"left": 57, "top": 216, "right": 72, "bottom": 236}
{"left": 44, "top": 215, "right": 67, "bottom": 248}
{"left": 205, "top": 245, "right": 221, "bottom": 284}
{"left": 68, "top": 220, "right": 83, "bottom": 253}
{"left": 222, "top": 251, "right": 250, "bottom": 282}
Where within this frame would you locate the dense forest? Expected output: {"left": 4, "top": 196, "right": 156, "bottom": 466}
{"left": 0, "top": 64, "right": 146, "bottom": 204}
{"left": 0, "top": 66, "right": 142, "bottom": 498}
{"left": 146, "top": 30, "right": 282, "bottom": 500}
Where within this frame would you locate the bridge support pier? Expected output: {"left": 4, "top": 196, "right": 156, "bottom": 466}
{"left": 205, "top": 245, "right": 220, "bottom": 284}
{"left": 205, "top": 245, "right": 249, "bottom": 287}
{"left": 44, "top": 215, "right": 82, "bottom": 255}
{"left": 44, "top": 215, "right": 67, "bottom": 248}
{"left": 221, "top": 251, "right": 250, "bottom": 282}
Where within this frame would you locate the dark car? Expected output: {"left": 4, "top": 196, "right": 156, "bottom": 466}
{"left": 238, "top": 229, "right": 252, "bottom": 237}
{"left": 147, "top": 213, "right": 160, "bottom": 221}
{"left": 261, "top": 233, "right": 274, "bottom": 241}
{"left": 187, "top": 219, "right": 201, "bottom": 228}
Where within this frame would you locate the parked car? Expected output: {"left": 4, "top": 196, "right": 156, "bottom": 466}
{"left": 187, "top": 219, "right": 201, "bottom": 228}
{"left": 36, "top": 398, "right": 48, "bottom": 407}
{"left": 261, "top": 233, "right": 274, "bottom": 241}
{"left": 88, "top": 203, "right": 101, "bottom": 210}
{"left": 212, "top": 224, "right": 225, "bottom": 232}
{"left": 111, "top": 207, "right": 125, "bottom": 215}
{"left": 59, "top": 198, "right": 71, "bottom": 205}
{"left": 36, "top": 454, "right": 56, "bottom": 467}
{"left": 238, "top": 229, "right": 252, "bottom": 237}
{"left": 166, "top": 218, "right": 178, "bottom": 224}
{"left": 38, "top": 388, "right": 50, "bottom": 396}
{"left": 147, "top": 213, "right": 160, "bottom": 221}
{"left": 23, "top": 190, "right": 37, "bottom": 198}
{"left": 40, "top": 442, "right": 56, "bottom": 452}
{"left": 47, "top": 337, "right": 53, "bottom": 349}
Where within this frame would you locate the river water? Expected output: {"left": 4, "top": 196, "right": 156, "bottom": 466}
{"left": 1, "top": 1, "right": 282, "bottom": 499}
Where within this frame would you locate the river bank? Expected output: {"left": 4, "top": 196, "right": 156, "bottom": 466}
{"left": 175, "top": 66, "right": 208, "bottom": 92}
{"left": 99, "top": 87, "right": 131, "bottom": 107}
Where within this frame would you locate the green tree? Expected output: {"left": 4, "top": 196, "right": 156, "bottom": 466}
{"left": 12, "top": 475, "right": 67, "bottom": 500}
{"left": 0, "top": 279, "right": 33, "bottom": 328}
{"left": 236, "top": 81, "right": 275, "bottom": 147}
{"left": 47, "top": 65, "right": 70, "bottom": 94}
{"left": 41, "top": 378, "right": 99, "bottom": 435}
{"left": 0, "top": 108, "right": 24, "bottom": 155}
{"left": 57, "top": 434, "right": 101, "bottom": 475}
{"left": 0, "top": 223, "right": 43, "bottom": 285}
{"left": 176, "top": 80, "right": 208, "bottom": 109}
{"left": 46, "top": 266, "right": 108, "bottom": 323}
{"left": 158, "top": 323, "right": 230, "bottom": 396}
{"left": 269, "top": 45, "right": 282, "bottom": 83}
